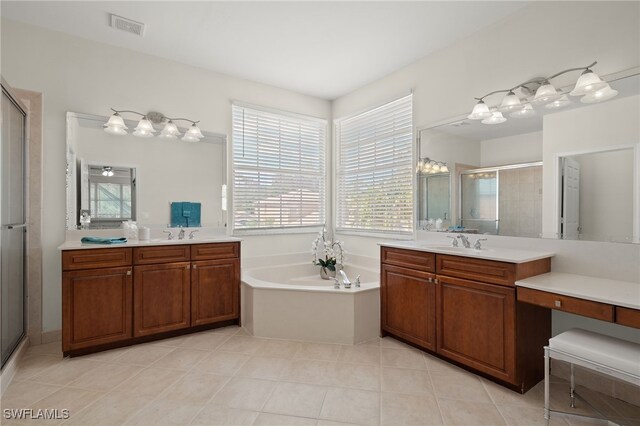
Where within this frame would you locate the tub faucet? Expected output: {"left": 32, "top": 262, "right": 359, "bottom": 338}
{"left": 332, "top": 277, "right": 341, "bottom": 289}
{"left": 457, "top": 234, "right": 471, "bottom": 248}
{"left": 339, "top": 270, "right": 352, "bottom": 289}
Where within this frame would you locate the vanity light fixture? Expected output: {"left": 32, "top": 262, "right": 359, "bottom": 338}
{"left": 103, "top": 108, "right": 204, "bottom": 142}
{"left": 417, "top": 157, "right": 449, "bottom": 174}
{"left": 468, "top": 61, "right": 617, "bottom": 125}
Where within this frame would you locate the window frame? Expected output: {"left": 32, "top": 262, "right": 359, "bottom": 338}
{"left": 333, "top": 93, "right": 415, "bottom": 237}
{"left": 231, "top": 102, "right": 329, "bottom": 236}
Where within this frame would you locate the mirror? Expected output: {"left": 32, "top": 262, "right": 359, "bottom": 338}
{"left": 79, "top": 164, "right": 136, "bottom": 229}
{"left": 66, "top": 112, "right": 227, "bottom": 230}
{"left": 418, "top": 72, "right": 639, "bottom": 243}
{"left": 559, "top": 147, "right": 636, "bottom": 243}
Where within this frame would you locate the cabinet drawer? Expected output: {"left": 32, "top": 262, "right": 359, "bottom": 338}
{"left": 381, "top": 247, "right": 435, "bottom": 272}
{"left": 616, "top": 307, "right": 640, "bottom": 329}
{"left": 436, "top": 254, "right": 515, "bottom": 286}
{"left": 62, "top": 248, "right": 132, "bottom": 271}
{"left": 191, "top": 242, "right": 240, "bottom": 261}
{"left": 517, "top": 287, "right": 614, "bottom": 322}
{"left": 133, "top": 245, "right": 190, "bottom": 265}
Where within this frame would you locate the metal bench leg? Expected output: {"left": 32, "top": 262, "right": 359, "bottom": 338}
{"left": 570, "top": 363, "right": 576, "bottom": 408}
{"left": 544, "top": 347, "right": 551, "bottom": 426}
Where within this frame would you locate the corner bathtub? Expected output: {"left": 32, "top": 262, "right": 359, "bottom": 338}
{"left": 241, "top": 255, "right": 380, "bottom": 344}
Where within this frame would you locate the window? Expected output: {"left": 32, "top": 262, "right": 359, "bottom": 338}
{"left": 336, "top": 94, "right": 413, "bottom": 234}
{"left": 87, "top": 166, "right": 136, "bottom": 227}
{"left": 232, "top": 103, "right": 326, "bottom": 232}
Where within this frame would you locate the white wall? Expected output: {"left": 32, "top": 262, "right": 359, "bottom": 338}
{"left": 480, "top": 131, "right": 542, "bottom": 167}
{"left": 1, "top": 19, "right": 331, "bottom": 332}
{"left": 542, "top": 95, "right": 640, "bottom": 239}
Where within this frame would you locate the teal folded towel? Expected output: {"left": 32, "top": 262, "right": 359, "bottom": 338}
{"left": 80, "top": 237, "right": 128, "bottom": 245}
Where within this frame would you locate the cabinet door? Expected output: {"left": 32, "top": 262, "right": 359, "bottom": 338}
{"left": 63, "top": 267, "right": 132, "bottom": 351}
{"left": 436, "top": 275, "right": 516, "bottom": 383}
{"left": 381, "top": 264, "right": 436, "bottom": 350}
{"left": 191, "top": 259, "right": 240, "bottom": 326}
{"left": 133, "top": 262, "right": 191, "bottom": 337}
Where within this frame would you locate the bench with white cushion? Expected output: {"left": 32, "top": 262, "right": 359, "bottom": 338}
{"left": 544, "top": 328, "right": 640, "bottom": 425}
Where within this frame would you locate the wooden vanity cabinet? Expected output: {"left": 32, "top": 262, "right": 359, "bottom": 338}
{"left": 191, "top": 259, "right": 240, "bottom": 326}
{"left": 436, "top": 275, "right": 516, "bottom": 383}
{"left": 62, "top": 241, "right": 241, "bottom": 355}
{"left": 190, "top": 243, "right": 241, "bottom": 326}
{"left": 62, "top": 266, "right": 133, "bottom": 351}
{"left": 133, "top": 262, "right": 191, "bottom": 337}
{"left": 380, "top": 246, "right": 551, "bottom": 392}
{"left": 381, "top": 263, "right": 436, "bottom": 350}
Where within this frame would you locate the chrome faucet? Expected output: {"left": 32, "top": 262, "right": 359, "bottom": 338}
{"left": 339, "top": 270, "right": 352, "bottom": 289}
{"left": 163, "top": 230, "right": 174, "bottom": 240}
{"left": 474, "top": 238, "right": 487, "bottom": 250}
{"left": 178, "top": 228, "right": 186, "bottom": 240}
{"left": 457, "top": 234, "right": 471, "bottom": 248}
{"left": 446, "top": 235, "right": 459, "bottom": 247}
{"left": 189, "top": 230, "right": 199, "bottom": 240}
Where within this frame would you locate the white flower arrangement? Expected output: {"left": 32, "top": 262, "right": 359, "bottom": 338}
{"left": 311, "top": 225, "right": 344, "bottom": 272}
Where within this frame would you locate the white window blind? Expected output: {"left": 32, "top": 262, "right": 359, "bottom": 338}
{"left": 232, "top": 104, "right": 326, "bottom": 232}
{"left": 336, "top": 94, "right": 413, "bottom": 234}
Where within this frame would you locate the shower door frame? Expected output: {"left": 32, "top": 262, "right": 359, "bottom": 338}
{"left": 458, "top": 161, "right": 543, "bottom": 236}
{"left": 1, "top": 77, "right": 29, "bottom": 369}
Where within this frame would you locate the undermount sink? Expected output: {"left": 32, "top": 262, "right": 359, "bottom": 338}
{"left": 419, "top": 244, "right": 494, "bottom": 253}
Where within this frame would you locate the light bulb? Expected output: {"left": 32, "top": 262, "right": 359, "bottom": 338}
{"left": 103, "top": 112, "right": 128, "bottom": 135}
{"left": 182, "top": 123, "right": 204, "bottom": 142}
{"left": 581, "top": 84, "right": 618, "bottom": 104}
{"left": 159, "top": 120, "right": 181, "bottom": 139}
{"left": 467, "top": 100, "right": 492, "bottom": 120}
{"left": 432, "top": 164, "right": 441, "bottom": 172}
{"left": 481, "top": 111, "right": 507, "bottom": 125}
{"left": 570, "top": 69, "right": 607, "bottom": 96}
{"left": 440, "top": 165, "right": 449, "bottom": 173}
{"left": 133, "top": 117, "right": 156, "bottom": 138}
{"left": 532, "top": 82, "right": 561, "bottom": 104}
{"left": 498, "top": 91, "right": 522, "bottom": 112}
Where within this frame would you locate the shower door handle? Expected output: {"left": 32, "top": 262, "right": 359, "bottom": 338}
{"left": 1, "top": 223, "right": 27, "bottom": 230}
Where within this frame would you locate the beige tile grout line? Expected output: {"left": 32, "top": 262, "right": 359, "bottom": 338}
{"left": 424, "top": 352, "right": 448, "bottom": 426}
{"left": 55, "top": 328, "right": 240, "bottom": 425}
{"left": 479, "top": 378, "right": 513, "bottom": 426}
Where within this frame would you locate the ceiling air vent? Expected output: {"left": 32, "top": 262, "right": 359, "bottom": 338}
{"left": 110, "top": 14, "right": 145, "bottom": 37}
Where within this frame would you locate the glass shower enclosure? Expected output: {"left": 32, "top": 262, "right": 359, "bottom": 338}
{"left": 1, "top": 82, "right": 27, "bottom": 368}
{"left": 460, "top": 162, "right": 543, "bottom": 238}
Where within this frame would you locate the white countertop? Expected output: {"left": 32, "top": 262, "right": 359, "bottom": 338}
{"left": 379, "top": 240, "right": 554, "bottom": 264}
{"left": 516, "top": 272, "right": 640, "bottom": 310}
{"left": 58, "top": 236, "right": 241, "bottom": 251}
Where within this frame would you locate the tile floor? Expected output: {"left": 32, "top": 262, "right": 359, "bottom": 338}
{"left": 2, "top": 326, "right": 639, "bottom": 426}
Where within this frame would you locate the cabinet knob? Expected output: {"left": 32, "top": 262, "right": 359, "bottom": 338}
{"left": 126, "top": 270, "right": 132, "bottom": 276}
{"left": 192, "top": 264, "right": 197, "bottom": 270}
{"left": 186, "top": 265, "right": 191, "bottom": 270}
{"left": 427, "top": 277, "right": 433, "bottom": 283}
{"left": 554, "top": 300, "right": 562, "bottom": 308}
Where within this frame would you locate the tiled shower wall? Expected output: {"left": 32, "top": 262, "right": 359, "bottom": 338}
{"left": 498, "top": 165, "right": 542, "bottom": 238}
